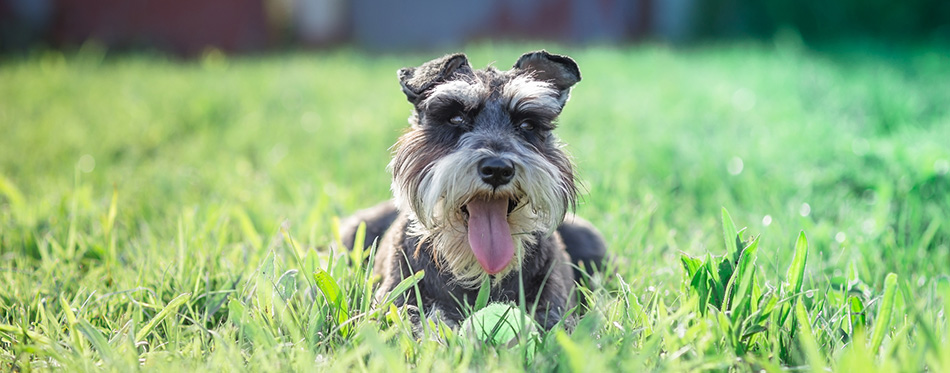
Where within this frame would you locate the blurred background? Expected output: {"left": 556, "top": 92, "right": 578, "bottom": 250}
{"left": 2, "top": 2, "right": 950, "bottom": 369}
{"left": 2, "top": 0, "right": 949, "bottom": 54}
{"left": 1, "top": 0, "right": 949, "bottom": 285}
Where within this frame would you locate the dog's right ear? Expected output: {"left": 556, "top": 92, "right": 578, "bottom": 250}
{"left": 513, "top": 50, "right": 581, "bottom": 107}
{"left": 398, "top": 53, "right": 474, "bottom": 105}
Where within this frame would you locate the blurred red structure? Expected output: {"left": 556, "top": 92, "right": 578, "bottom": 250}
{"left": 2, "top": 0, "right": 681, "bottom": 54}
{"left": 51, "top": 0, "right": 272, "bottom": 55}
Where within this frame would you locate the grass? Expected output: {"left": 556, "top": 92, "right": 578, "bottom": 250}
{"left": 1, "top": 41, "right": 950, "bottom": 371}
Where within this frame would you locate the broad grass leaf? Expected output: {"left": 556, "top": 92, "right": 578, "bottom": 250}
{"left": 705, "top": 254, "right": 726, "bottom": 309}
{"left": 690, "top": 268, "right": 710, "bottom": 313}
{"left": 787, "top": 231, "right": 808, "bottom": 296}
{"left": 728, "top": 236, "right": 759, "bottom": 319}
{"left": 848, "top": 296, "right": 866, "bottom": 331}
{"left": 680, "top": 254, "right": 703, "bottom": 279}
{"left": 716, "top": 257, "right": 735, "bottom": 296}
{"left": 312, "top": 268, "right": 350, "bottom": 335}
{"left": 276, "top": 269, "right": 298, "bottom": 301}
{"left": 255, "top": 253, "right": 277, "bottom": 315}
{"left": 258, "top": 251, "right": 276, "bottom": 280}
{"left": 227, "top": 298, "right": 245, "bottom": 325}
{"left": 780, "top": 231, "right": 808, "bottom": 326}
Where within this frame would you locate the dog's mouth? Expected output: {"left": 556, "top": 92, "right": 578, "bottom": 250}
{"left": 459, "top": 197, "right": 520, "bottom": 275}
{"left": 460, "top": 198, "right": 519, "bottom": 218}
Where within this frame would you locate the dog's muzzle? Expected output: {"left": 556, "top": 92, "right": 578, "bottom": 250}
{"left": 457, "top": 156, "right": 517, "bottom": 274}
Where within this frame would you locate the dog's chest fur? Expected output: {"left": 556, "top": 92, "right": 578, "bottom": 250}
{"left": 373, "top": 211, "right": 574, "bottom": 329}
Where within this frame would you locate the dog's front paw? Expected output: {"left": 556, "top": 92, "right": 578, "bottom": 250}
{"left": 402, "top": 304, "right": 422, "bottom": 326}
{"left": 400, "top": 304, "right": 458, "bottom": 340}
{"left": 400, "top": 304, "right": 431, "bottom": 339}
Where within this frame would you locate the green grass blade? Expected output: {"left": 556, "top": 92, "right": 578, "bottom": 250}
{"left": 352, "top": 221, "right": 366, "bottom": 252}
{"left": 916, "top": 219, "right": 940, "bottom": 252}
{"left": 0, "top": 323, "right": 54, "bottom": 345}
{"left": 380, "top": 270, "right": 426, "bottom": 307}
{"left": 474, "top": 275, "right": 491, "bottom": 311}
{"left": 794, "top": 301, "right": 826, "bottom": 373}
{"left": 868, "top": 273, "right": 898, "bottom": 355}
{"left": 0, "top": 174, "right": 25, "bottom": 211}
{"left": 102, "top": 186, "right": 119, "bottom": 238}
{"left": 555, "top": 329, "right": 585, "bottom": 373}
{"left": 351, "top": 222, "right": 367, "bottom": 273}
{"left": 232, "top": 206, "right": 263, "bottom": 249}
{"left": 135, "top": 292, "right": 191, "bottom": 343}
{"left": 721, "top": 207, "right": 739, "bottom": 259}
{"left": 76, "top": 319, "right": 117, "bottom": 365}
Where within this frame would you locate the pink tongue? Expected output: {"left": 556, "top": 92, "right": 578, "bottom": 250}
{"left": 466, "top": 198, "right": 515, "bottom": 274}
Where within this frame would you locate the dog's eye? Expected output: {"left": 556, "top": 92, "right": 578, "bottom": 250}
{"left": 449, "top": 115, "right": 466, "bottom": 126}
{"left": 518, "top": 121, "right": 535, "bottom": 131}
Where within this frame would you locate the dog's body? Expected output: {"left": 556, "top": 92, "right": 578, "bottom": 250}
{"left": 339, "top": 51, "right": 605, "bottom": 330}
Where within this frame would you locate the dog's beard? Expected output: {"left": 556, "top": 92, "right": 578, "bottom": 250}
{"left": 391, "top": 136, "right": 575, "bottom": 288}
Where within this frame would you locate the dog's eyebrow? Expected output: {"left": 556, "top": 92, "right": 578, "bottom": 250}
{"left": 503, "top": 76, "right": 561, "bottom": 115}
{"left": 422, "top": 80, "right": 488, "bottom": 111}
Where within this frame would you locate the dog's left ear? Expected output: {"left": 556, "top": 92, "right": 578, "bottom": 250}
{"left": 513, "top": 50, "right": 581, "bottom": 106}
{"left": 398, "top": 53, "right": 474, "bottom": 105}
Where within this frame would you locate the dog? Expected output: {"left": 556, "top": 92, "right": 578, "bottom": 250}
{"left": 339, "top": 50, "right": 606, "bottom": 330}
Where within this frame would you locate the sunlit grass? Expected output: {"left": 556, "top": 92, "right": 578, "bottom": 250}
{"left": 1, "top": 42, "right": 949, "bottom": 371}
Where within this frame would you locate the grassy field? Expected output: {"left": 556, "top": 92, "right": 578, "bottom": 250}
{"left": 1, "top": 42, "right": 950, "bottom": 371}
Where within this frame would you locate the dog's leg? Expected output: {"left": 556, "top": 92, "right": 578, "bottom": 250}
{"left": 557, "top": 214, "right": 607, "bottom": 281}
{"left": 339, "top": 200, "right": 399, "bottom": 251}
{"left": 530, "top": 241, "right": 577, "bottom": 330}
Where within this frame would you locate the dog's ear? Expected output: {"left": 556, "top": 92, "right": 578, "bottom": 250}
{"left": 513, "top": 50, "right": 581, "bottom": 106}
{"left": 398, "top": 53, "right": 474, "bottom": 105}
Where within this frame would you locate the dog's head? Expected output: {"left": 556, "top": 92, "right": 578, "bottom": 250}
{"left": 389, "top": 50, "right": 581, "bottom": 286}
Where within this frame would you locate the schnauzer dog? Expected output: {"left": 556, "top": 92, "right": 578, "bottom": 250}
{"left": 340, "top": 50, "right": 606, "bottom": 330}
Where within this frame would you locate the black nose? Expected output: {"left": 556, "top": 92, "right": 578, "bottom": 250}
{"left": 478, "top": 157, "right": 515, "bottom": 187}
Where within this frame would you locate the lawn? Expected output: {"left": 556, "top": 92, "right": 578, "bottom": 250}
{"left": 1, "top": 42, "right": 949, "bottom": 371}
